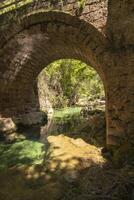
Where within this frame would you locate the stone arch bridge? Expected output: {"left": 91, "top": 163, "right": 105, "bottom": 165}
{"left": 0, "top": 0, "right": 134, "bottom": 153}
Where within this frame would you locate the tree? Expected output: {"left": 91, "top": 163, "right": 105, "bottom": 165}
{"left": 38, "top": 59, "right": 104, "bottom": 108}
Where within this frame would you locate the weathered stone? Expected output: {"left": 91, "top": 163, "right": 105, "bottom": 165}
{"left": 0, "top": 118, "right": 16, "bottom": 134}
{"left": 38, "top": 72, "right": 54, "bottom": 115}
{"left": 5, "top": 132, "right": 17, "bottom": 143}
{"left": 14, "top": 112, "right": 47, "bottom": 126}
{"left": 0, "top": 0, "right": 133, "bottom": 158}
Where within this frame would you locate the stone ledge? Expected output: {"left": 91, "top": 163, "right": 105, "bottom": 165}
{"left": 14, "top": 111, "right": 47, "bottom": 126}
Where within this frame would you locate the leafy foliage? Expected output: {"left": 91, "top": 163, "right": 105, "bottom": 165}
{"left": 40, "top": 59, "right": 105, "bottom": 107}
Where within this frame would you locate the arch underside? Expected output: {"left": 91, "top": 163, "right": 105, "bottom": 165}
{"left": 0, "top": 11, "right": 108, "bottom": 117}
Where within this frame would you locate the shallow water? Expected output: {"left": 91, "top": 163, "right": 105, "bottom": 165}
{"left": 40, "top": 106, "right": 106, "bottom": 147}
{"left": 0, "top": 107, "right": 133, "bottom": 200}
{"left": 0, "top": 106, "right": 105, "bottom": 170}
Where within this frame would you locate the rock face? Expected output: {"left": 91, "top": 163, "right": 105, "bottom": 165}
{"left": 81, "top": 109, "right": 105, "bottom": 129}
{"left": 38, "top": 72, "right": 54, "bottom": 115}
{"left": 0, "top": 118, "right": 17, "bottom": 142}
{"left": 0, "top": 0, "right": 133, "bottom": 155}
{"left": 14, "top": 112, "right": 47, "bottom": 126}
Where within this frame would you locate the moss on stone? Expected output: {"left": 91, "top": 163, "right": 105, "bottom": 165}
{"left": 78, "top": 0, "right": 86, "bottom": 9}
{"left": 0, "top": 0, "right": 33, "bottom": 14}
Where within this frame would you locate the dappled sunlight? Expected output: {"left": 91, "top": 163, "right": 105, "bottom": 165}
{"left": 0, "top": 55, "right": 133, "bottom": 199}
{"left": 0, "top": 134, "right": 134, "bottom": 200}
{"left": 0, "top": 138, "right": 45, "bottom": 170}
{"left": 40, "top": 107, "right": 106, "bottom": 147}
{"left": 0, "top": 134, "right": 107, "bottom": 200}
{"left": 0, "top": 1, "right": 133, "bottom": 199}
{"left": 45, "top": 135, "right": 105, "bottom": 173}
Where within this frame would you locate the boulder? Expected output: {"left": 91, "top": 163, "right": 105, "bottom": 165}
{"left": 0, "top": 117, "right": 16, "bottom": 134}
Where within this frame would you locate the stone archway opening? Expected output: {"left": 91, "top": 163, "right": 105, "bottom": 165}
{"left": 37, "top": 58, "right": 106, "bottom": 148}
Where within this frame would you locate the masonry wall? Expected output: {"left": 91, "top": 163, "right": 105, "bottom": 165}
{"left": 0, "top": 0, "right": 134, "bottom": 155}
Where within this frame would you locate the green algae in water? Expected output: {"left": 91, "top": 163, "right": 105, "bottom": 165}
{"left": 0, "top": 138, "right": 45, "bottom": 170}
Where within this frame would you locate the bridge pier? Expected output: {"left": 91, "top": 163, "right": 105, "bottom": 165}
{"left": 104, "top": 52, "right": 134, "bottom": 164}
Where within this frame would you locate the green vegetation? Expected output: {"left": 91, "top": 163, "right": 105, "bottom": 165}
{"left": 0, "top": 138, "right": 45, "bottom": 170}
{"left": 0, "top": 107, "right": 133, "bottom": 200}
{"left": 0, "top": 0, "right": 33, "bottom": 14}
{"left": 0, "top": 0, "right": 86, "bottom": 15}
{"left": 0, "top": 106, "right": 104, "bottom": 171}
{"left": 53, "top": 106, "right": 81, "bottom": 119}
{"left": 78, "top": 0, "right": 86, "bottom": 9}
{"left": 41, "top": 59, "right": 104, "bottom": 108}
{"left": 0, "top": 58, "right": 105, "bottom": 170}
{"left": 45, "top": 106, "right": 106, "bottom": 147}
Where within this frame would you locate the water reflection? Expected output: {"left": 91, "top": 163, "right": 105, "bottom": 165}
{"left": 40, "top": 107, "right": 106, "bottom": 147}
{"left": 40, "top": 114, "right": 53, "bottom": 143}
